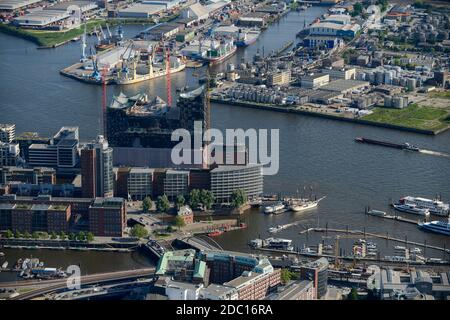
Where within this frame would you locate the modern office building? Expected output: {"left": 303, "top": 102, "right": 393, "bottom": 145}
{"left": 88, "top": 197, "right": 126, "bottom": 237}
{"left": 81, "top": 135, "right": 114, "bottom": 198}
{"left": 127, "top": 168, "right": 154, "bottom": 200}
{"left": 0, "top": 124, "right": 15, "bottom": 143}
{"left": 210, "top": 164, "right": 263, "bottom": 203}
{"left": 28, "top": 144, "right": 58, "bottom": 167}
{"left": 300, "top": 257, "right": 329, "bottom": 299}
{"left": 0, "top": 202, "right": 71, "bottom": 233}
{"left": 0, "top": 142, "right": 20, "bottom": 166}
{"left": 27, "top": 127, "right": 79, "bottom": 168}
{"left": 13, "top": 131, "right": 49, "bottom": 161}
{"left": 164, "top": 170, "right": 190, "bottom": 200}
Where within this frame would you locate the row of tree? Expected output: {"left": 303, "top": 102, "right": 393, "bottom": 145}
{"left": 141, "top": 188, "right": 248, "bottom": 213}
{"left": 3, "top": 230, "right": 94, "bottom": 242}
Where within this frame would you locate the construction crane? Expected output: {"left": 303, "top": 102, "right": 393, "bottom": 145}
{"left": 165, "top": 45, "right": 172, "bottom": 107}
{"left": 101, "top": 64, "right": 110, "bottom": 138}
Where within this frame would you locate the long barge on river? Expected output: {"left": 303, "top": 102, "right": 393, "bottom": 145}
{"left": 355, "top": 137, "right": 419, "bottom": 151}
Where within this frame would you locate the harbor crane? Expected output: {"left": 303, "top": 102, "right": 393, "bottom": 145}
{"left": 106, "top": 23, "right": 112, "bottom": 39}
{"left": 80, "top": 23, "right": 87, "bottom": 62}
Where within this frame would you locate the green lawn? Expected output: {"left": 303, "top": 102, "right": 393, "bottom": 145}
{"left": 362, "top": 104, "right": 450, "bottom": 132}
{"left": 430, "top": 91, "right": 450, "bottom": 99}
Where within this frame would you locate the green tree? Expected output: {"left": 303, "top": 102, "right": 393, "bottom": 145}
{"left": 280, "top": 268, "right": 292, "bottom": 284}
{"left": 86, "top": 232, "right": 94, "bottom": 242}
{"left": 156, "top": 194, "right": 170, "bottom": 213}
{"left": 130, "top": 225, "right": 149, "bottom": 238}
{"left": 230, "top": 189, "right": 247, "bottom": 208}
{"left": 166, "top": 225, "right": 174, "bottom": 233}
{"left": 176, "top": 195, "right": 186, "bottom": 210}
{"left": 200, "top": 189, "right": 215, "bottom": 210}
{"left": 173, "top": 215, "right": 186, "bottom": 230}
{"left": 5, "top": 230, "right": 13, "bottom": 238}
{"left": 77, "top": 231, "right": 86, "bottom": 241}
{"left": 14, "top": 230, "right": 22, "bottom": 238}
{"left": 68, "top": 233, "right": 76, "bottom": 241}
{"left": 26, "top": 231, "right": 34, "bottom": 239}
{"left": 347, "top": 288, "right": 359, "bottom": 300}
{"left": 59, "top": 231, "right": 67, "bottom": 240}
{"left": 40, "top": 232, "right": 49, "bottom": 239}
{"left": 50, "top": 232, "right": 58, "bottom": 240}
{"left": 142, "top": 196, "right": 153, "bottom": 213}
{"left": 188, "top": 189, "right": 201, "bottom": 209}
{"left": 351, "top": 2, "right": 363, "bottom": 17}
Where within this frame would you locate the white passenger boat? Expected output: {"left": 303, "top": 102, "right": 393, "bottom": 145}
{"left": 265, "top": 238, "right": 294, "bottom": 251}
{"left": 397, "top": 196, "right": 449, "bottom": 216}
{"left": 264, "top": 202, "right": 285, "bottom": 214}
{"left": 418, "top": 218, "right": 450, "bottom": 236}
{"left": 393, "top": 203, "right": 430, "bottom": 216}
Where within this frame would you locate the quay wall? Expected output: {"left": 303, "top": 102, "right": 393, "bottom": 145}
{"left": 211, "top": 99, "right": 446, "bottom": 135}
{"left": 0, "top": 238, "right": 139, "bottom": 251}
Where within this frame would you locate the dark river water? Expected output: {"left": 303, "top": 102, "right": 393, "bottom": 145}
{"left": 1, "top": 7, "right": 450, "bottom": 280}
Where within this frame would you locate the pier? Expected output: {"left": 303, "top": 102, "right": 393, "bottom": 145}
{"left": 305, "top": 227, "right": 450, "bottom": 253}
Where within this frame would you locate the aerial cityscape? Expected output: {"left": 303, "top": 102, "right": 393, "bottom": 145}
{"left": 0, "top": 0, "right": 450, "bottom": 305}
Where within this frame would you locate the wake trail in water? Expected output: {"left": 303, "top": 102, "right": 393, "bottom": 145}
{"left": 419, "top": 149, "right": 450, "bottom": 158}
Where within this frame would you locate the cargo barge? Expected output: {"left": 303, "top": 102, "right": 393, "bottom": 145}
{"left": 355, "top": 137, "right": 419, "bottom": 151}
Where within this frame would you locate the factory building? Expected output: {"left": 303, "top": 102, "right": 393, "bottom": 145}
{"left": 142, "top": 23, "right": 180, "bottom": 40}
{"left": 181, "top": 2, "right": 209, "bottom": 22}
{"left": 300, "top": 74, "right": 330, "bottom": 89}
{"left": 307, "top": 21, "right": 360, "bottom": 38}
{"left": 321, "top": 67, "right": 356, "bottom": 80}
{"left": 117, "top": 4, "right": 165, "bottom": 18}
{"left": 142, "top": 0, "right": 181, "bottom": 9}
{"left": 267, "top": 70, "right": 291, "bottom": 86}
{"left": 303, "top": 35, "right": 342, "bottom": 49}
{"left": 13, "top": 1, "right": 97, "bottom": 29}
{"left": 0, "top": 0, "right": 42, "bottom": 11}
{"left": 319, "top": 79, "right": 370, "bottom": 94}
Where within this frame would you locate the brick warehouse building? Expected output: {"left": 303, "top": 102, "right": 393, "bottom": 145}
{"left": 88, "top": 197, "right": 126, "bottom": 237}
{"left": 0, "top": 202, "right": 71, "bottom": 233}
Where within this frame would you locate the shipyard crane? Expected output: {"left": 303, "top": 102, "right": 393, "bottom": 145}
{"left": 80, "top": 23, "right": 87, "bottom": 62}
{"left": 99, "top": 25, "right": 107, "bottom": 41}
{"left": 106, "top": 23, "right": 112, "bottom": 39}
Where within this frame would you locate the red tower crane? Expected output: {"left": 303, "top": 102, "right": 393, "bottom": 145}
{"left": 166, "top": 46, "right": 172, "bottom": 107}
{"left": 101, "top": 65, "right": 108, "bottom": 138}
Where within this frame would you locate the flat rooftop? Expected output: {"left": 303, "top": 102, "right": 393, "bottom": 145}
{"left": 0, "top": 0, "right": 41, "bottom": 10}
{"left": 320, "top": 79, "right": 370, "bottom": 93}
